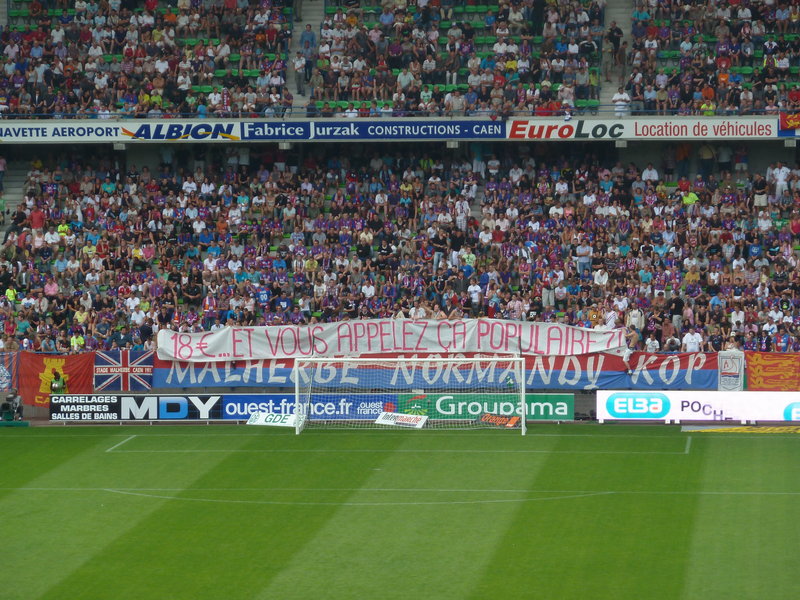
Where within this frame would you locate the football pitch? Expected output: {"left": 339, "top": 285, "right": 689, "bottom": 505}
{"left": 1, "top": 424, "right": 798, "bottom": 600}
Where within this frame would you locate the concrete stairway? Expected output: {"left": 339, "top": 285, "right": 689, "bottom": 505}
{"left": 287, "top": 0, "right": 326, "bottom": 111}
{"left": 599, "top": 0, "right": 634, "bottom": 112}
{"left": 0, "top": 162, "right": 28, "bottom": 238}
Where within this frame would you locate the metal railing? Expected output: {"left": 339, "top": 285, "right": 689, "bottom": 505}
{"left": 0, "top": 107, "right": 785, "bottom": 120}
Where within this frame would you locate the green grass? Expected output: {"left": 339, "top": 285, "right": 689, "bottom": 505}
{"left": 1, "top": 425, "right": 798, "bottom": 599}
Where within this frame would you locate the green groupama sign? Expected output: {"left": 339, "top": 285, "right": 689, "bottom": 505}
{"left": 398, "top": 393, "right": 574, "bottom": 421}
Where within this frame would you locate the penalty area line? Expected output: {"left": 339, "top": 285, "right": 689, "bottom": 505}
{"left": 105, "top": 435, "right": 136, "bottom": 453}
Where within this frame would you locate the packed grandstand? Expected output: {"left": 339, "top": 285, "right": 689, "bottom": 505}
{"left": 0, "top": 0, "right": 798, "bottom": 358}
{"left": 1, "top": 141, "right": 799, "bottom": 355}
{"left": 4, "top": 0, "right": 800, "bottom": 117}
{"left": 2, "top": 0, "right": 601, "bottom": 116}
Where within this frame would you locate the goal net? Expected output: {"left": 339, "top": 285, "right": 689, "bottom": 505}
{"left": 294, "top": 356, "right": 526, "bottom": 435}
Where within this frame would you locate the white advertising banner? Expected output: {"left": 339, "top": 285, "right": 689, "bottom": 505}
{"left": 374, "top": 412, "right": 428, "bottom": 428}
{"left": 597, "top": 390, "right": 800, "bottom": 423}
{"left": 0, "top": 116, "right": 782, "bottom": 144}
{"left": 155, "top": 320, "right": 626, "bottom": 363}
{"left": 506, "top": 117, "right": 776, "bottom": 141}
{"left": 717, "top": 350, "right": 746, "bottom": 391}
{"left": 0, "top": 118, "right": 503, "bottom": 143}
{"left": 246, "top": 410, "right": 299, "bottom": 427}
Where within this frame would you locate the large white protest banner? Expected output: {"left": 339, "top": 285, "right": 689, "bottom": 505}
{"left": 156, "top": 319, "right": 626, "bottom": 363}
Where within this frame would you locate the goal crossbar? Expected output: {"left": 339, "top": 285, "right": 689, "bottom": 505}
{"left": 294, "top": 356, "right": 527, "bottom": 435}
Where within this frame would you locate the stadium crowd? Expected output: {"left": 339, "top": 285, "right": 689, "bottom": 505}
{"left": 295, "top": 0, "right": 604, "bottom": 116}
{"left": 1, "top": 0, "right": 294, "bottom": 117}
{"left": 0, "top": 0, "right": 609, "bottom": 117}
{"left": 624, "top": 0, "right": 800, "bottom": 115}
{"left": 2, "top": 141, "right": 800, "bottom": 355}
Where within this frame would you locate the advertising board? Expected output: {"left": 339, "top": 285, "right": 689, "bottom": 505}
{"left": 49, "top": 395, "right": 121, "bottom": 421}
{"left": 0, "top": 119, "right": 505, "bottom": 144}
{"left": 374, "top": 412, "right": 428, "bottom": 428}
{"left": 597, "top": 391, "right": 800, "bottom": 423}
{"left": 246, "top": 411, "right": 299, "bottom": 427}
{"left": 506, "top": 117, "right": 776, "bottom": 141}
{"left": 49, "top": 394, "right": 223, "bottom": 421}
{"left": 221, "top": 393, "right": 395, "bottom": 421}
{"left": 49, "top": 392, "right": 575, "bottom": 422}
{"left": 397, "top": 393, "right": 574, "bottom": 420}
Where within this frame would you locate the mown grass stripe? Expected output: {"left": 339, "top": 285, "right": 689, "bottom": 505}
{"left": 37, "top": 430, "right": 410, "bottom": 600}
{"left": 255, "top": 433, "right": 560, "bottom": 600}
{"left": 2, "top": 433, "right": 256, "bottom": 600}
{"left": 468, "top": 428, "right": 709, "bottom": 599}
{"left": 681, "top": 437, "right": 800, "bottom": 599}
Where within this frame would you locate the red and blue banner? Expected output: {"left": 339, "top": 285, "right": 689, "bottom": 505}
{"left": 93, "top": 350, "right": 153, "bottom": 391}
{"left": 152, "top": 352, "right": 718, "bottom": 391}
{"left": 526, "top": 352, "right": 718, "bottom": 391}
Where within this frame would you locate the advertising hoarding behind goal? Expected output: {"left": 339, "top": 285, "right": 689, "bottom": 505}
{"left": 597, "top": 391, "right": 800, "bottom": 423}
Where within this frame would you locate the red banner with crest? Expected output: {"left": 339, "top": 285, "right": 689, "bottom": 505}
{"left": 19, "top": 352, "right": 95, "bottom": 406}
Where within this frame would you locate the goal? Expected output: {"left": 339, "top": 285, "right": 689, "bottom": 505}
{"left": 294, "top": 356, "right": 526, "bottom": 435}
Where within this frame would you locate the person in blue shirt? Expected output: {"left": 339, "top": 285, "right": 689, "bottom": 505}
{"left": 299, "top": 24, "right": 316, "bottom": 49}
{"left": 54, "top": 254, "right": 68, "bottom": 274}
{"left": 85, "top": 228, "right": 100, "bottom": 245}
{"left": 198, "top": 230, "right": 214, "bottom": 250}
{"left": 256, "top": 285, "right": 271, "bottom": 307}
{"left": 484, "top": 10, "right": 496, "bottom": 31}
{"left": 274, "top": 294, "right": 292, "bottom": 312}
{"left": 207, "top": 240, "right": 222, "bottom": 257}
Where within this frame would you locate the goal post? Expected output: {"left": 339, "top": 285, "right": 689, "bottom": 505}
{"left": 294, "top": 356, "right": 526, "bottom": 435}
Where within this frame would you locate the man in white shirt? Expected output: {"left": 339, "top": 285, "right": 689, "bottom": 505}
{"left": 612, "top": 87, "right": 630, "bottom": 117}
{"left": 182, "top": 176, "right": 197, "bottom": 194}
{"left": 130, "top": 307, "right": 146, "bottom": 326}
{"left": 772, "top": 161, "right": 791, "bottom": 197}
{"left": 681, "top": 326, "right": 704, "bottom": 352}
{"left": 644, "top": 333, "right": 660, "bottom": 352}
{"left": 227, "top": 257, "right": 242, "bottom": 273}
{"left": 293, "top": 52, "right": 307, "bottom": 95}
{"left": 361, "top": 281, "right": 376, "bottom": 298}
{"left": 642, "top": 163, "right": 659, "bottom": 182}
{"left": 467, "top": 280, "right": 483, "bottom": 306}
{"left": 593, "top": 267, "right": 609, "bottom": 288}
{"left": 124, "top": 293, "right": 141, "bottom": 312}
{"left": 207, "top": 88, "right": 222, "bottom": 110}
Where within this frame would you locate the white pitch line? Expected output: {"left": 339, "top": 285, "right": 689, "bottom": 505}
{"left": 2, "top": 487, "right": 800, "bottom": 496}
{"left": 0, "top": 432, "right": 687, "bottom": 439}
{"left": 1, "top": 432, "right": 798, "bottom": 439}
{"left": 101, "top": 488, "right": 614, "bottom": 507}
{"left": 105, "top": 435, "right": 137, "bottom": 453}
{"left": 110, "top": 448, "right": 686, "bottom": 455}
{"left": 685, "top": 436, "right": 693, "bottom": 455}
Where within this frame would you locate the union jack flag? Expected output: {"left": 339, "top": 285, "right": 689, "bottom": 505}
{"left": 94, "top": 350, "right": 153, "bottom": 391}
